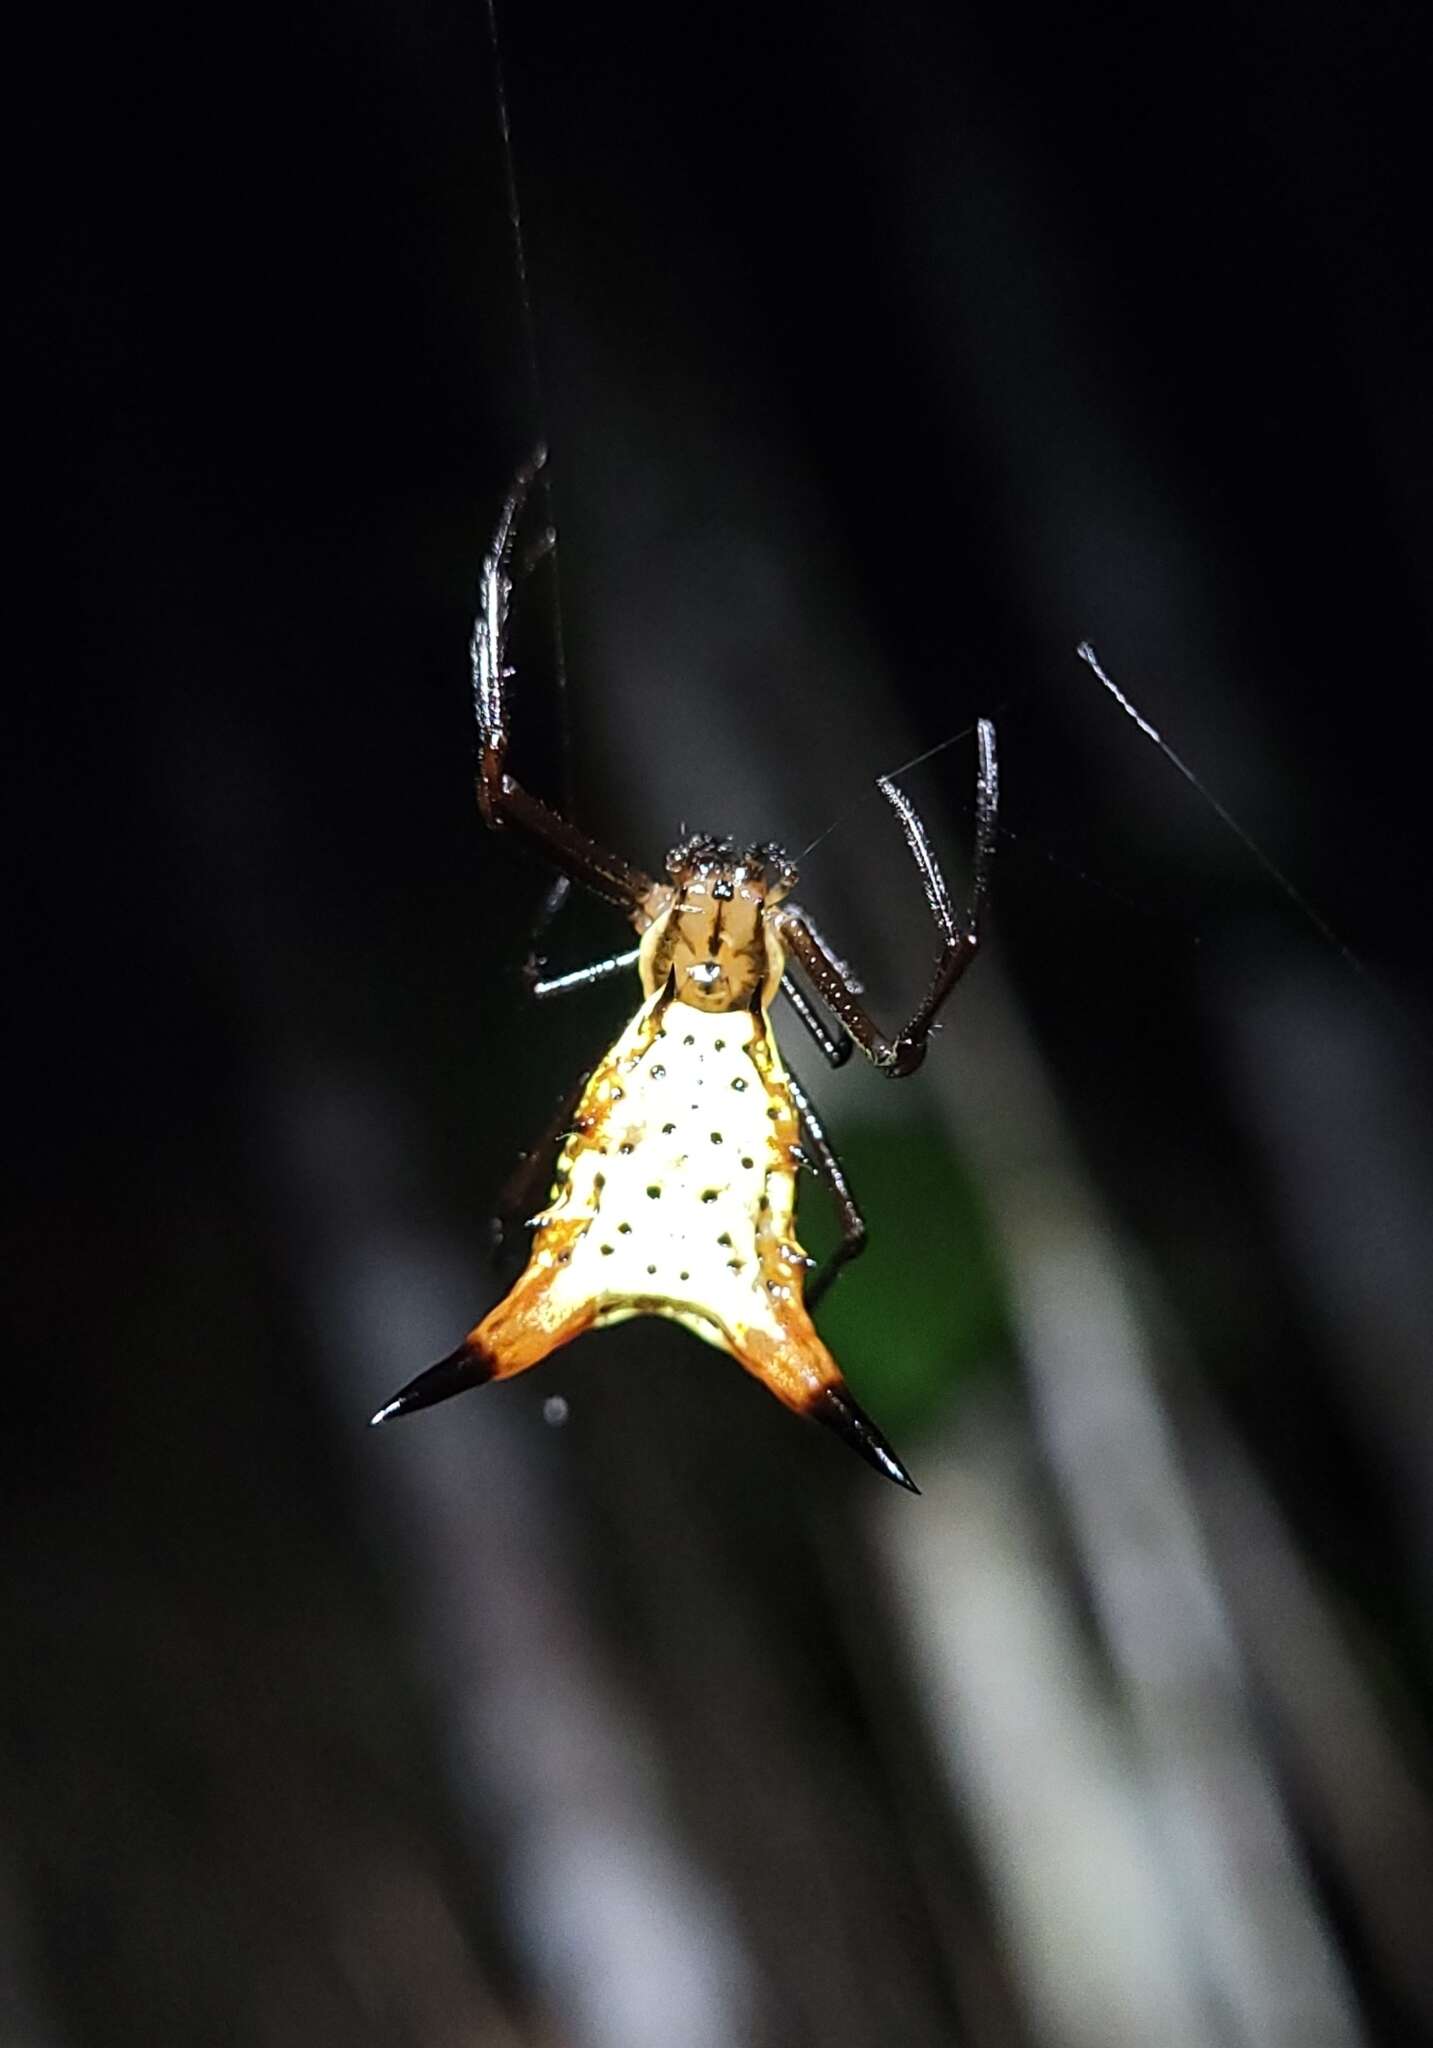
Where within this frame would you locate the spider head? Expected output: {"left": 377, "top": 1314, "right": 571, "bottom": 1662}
{"left": 644, "top": 836, "right": 797, "bottom": 1010}
{"left": 662, "top": 834, "right": 798, "bottom": 897}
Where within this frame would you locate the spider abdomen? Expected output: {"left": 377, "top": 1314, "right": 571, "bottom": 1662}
{"left": 469, "top": 991, "right": 845, "bottom": 1415}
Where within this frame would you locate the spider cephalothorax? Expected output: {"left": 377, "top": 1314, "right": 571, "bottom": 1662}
{"left": 642, "top": 837, "right": 800, "bottom": 1012}
{"left": 371, "top": 449, "right": 998, "bottom": 1491}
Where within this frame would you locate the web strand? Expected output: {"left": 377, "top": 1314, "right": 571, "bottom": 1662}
{"left": 1077, "top": 639, "right": 1429, "bottom": 1056}
{"left": 797, "top": 723, "right": 979, "bottom": 862}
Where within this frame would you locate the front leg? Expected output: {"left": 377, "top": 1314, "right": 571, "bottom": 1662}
{"left": 780, "top": 973, "right": 853, "bottom": 1069}
{"left": 777, "top": 719, "right": 997, "bottom": 1077}
{"left": 471, "top": 449, "right": 656, "bottom": 915}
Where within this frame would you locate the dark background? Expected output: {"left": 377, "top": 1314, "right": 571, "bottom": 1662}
{"left": 7, "top": 2, "right": 1433, "bottom": 2043}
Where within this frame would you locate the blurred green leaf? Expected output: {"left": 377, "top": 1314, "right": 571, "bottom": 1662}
{"left": 802, "top": 1117, "right": 1009, "bottom": 1438}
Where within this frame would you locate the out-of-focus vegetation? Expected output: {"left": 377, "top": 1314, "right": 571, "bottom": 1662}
{"left": 809, "top": 1125, "right": 1006, "bottom": 1439}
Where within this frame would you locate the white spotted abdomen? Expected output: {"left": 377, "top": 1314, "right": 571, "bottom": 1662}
{"left": 530, "top": 995, "right": 806, "bottom": 1355}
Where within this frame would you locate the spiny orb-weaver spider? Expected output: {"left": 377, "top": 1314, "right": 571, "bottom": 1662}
{"left": 371, "top": 449, "right": 998, "bottom": 1491}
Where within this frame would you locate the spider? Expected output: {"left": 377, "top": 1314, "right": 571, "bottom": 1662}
{"left": 371, "top": 448, "right": 998, "bottom": 1491}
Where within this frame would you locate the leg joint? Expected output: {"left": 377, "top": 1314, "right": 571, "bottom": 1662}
{"left": 877, "top": 1037, "right": 928, "bottom": 1079}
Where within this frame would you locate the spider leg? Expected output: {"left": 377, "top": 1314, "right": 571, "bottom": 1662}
{"left": 778, "top": 903, "right": 863, "bottom": 1063}
{"left": 528, "top": 947, "right": 641, "bottom": 999}
{"left": 786, "top": 1069, "right": 867, "bottom": 1308}
{"left": 513, "top": 870, "right": 573, "bottom": 995}
{"left": 472, "top": 449, "right": 656, "bottom": 914}
{"left": 778, "top": 719, "right": 997, "bottom": 1078}
{"left": 486, "top": 1065, "right": 593, "bottom": 1269}
{"left": 780, "top": 972, "right": 853, "bottom": 1068}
